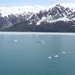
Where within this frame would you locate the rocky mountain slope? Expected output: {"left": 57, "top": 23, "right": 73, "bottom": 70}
{"left": 0, "top": 3, "right": 75, "bottom": 32}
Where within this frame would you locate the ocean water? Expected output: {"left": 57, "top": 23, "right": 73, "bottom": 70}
{"left": 0, "top": 32, "right": 75, "bottom": 75}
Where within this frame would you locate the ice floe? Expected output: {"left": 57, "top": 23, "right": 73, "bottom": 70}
{"left": 54, "top": 55, "right": 58, "bottom": 57}
{"left": 48, "top": 56, "right": 51, "bottom": 59}
{"left": 36, "top": 40, "right": 45, "bottom": 44}
{"left": 62, "top": 51, "right": 66, "bottom": 54}
{"left": 14, "top": 40, "right": 18, "bottom": 42}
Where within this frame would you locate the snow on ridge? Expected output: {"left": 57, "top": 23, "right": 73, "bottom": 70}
{"left": 36, "top": 16, "right": 70, "bottom": 25}
{"left": 0, "top": 5, "right": 47, "bottom": 17}
{"left": 0, "top": 3, "right": 75, "bottom": 18}
{"left": 0, "top": 3, "right": 75, "bottom": 17}
{"left": 36, "top": 16, "right": 46, "bottom": 25}
{"left": 59, "top": 2, "right": 75, "bottom": 9}
{"left": 49, "top": 2, "right": 75, "bottom": 9}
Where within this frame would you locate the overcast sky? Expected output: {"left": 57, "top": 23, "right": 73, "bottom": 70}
{"left": 0, "top": 0, "right": 75, "bottom": 7}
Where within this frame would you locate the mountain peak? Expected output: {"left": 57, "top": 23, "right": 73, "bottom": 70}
{"left": 0, "top": 3, "right": 75, "bottom": 29}
{"left": 0, "top": 3, "right": 75, "bottom": 17}
{"left": 54, "top": 3, "right": 75, "bottom": 9}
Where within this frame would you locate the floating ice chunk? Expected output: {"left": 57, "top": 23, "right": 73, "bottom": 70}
{"left": 36, "top": 40, "right": 42, "bottom": 43}
{"left": 36, "top": 40, "right": 45, "bottom": 44}
{"left": 48, "top": 56, "right": 51, "bottom": 59}
{"left": 62, "top": 51, "right": 66, "bottom": 54}
{"left": 54, "top": 55, "right": 58, "bottom": 57}
{"left": 42, "top": 41, "right": 45, "bottom": 44}
{"left": 14, "top": 40, "right": 18, "bottom": 42}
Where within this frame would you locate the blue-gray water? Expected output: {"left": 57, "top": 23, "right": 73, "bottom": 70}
{"left": 0, "top": 32, "right": 75, "bottom": 75}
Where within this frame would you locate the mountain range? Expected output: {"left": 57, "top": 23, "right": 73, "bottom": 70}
{"left": 0, "top": 3, "right": 75, "bottom": 32}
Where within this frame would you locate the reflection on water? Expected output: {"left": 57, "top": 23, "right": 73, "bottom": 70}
{"left": 0, "top": 32, "right": 75, "bottom": 75}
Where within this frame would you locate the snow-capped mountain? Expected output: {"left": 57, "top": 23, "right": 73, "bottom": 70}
{"left": 0, "top": 3, "right": 75, "bottom": 32}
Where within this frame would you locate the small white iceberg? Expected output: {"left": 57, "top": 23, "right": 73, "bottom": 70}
{"left": 54, "top": 55, "right": 58, "bottom": 57}
{"left": 62, "top": 51, "right": 66, "bottom": 54}
{"left": 14, "top": 40, "right": 18, "bottom": 42}
{"left": 48, "top": 56, "right": 51, "bottom": 59}
{"left": 42, "top": 41, "right": 45, "bottom": 44}
{"left": 36, "top": 40, "right": 45, "bottom": 44}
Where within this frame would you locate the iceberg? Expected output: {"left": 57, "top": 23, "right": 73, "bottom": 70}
{"left": 54, "top": 55, "right": 58, "bottom": 57}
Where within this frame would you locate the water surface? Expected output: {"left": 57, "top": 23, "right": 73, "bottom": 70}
{"left": 0, "top": 32, "right": 75, "bottom": 75}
